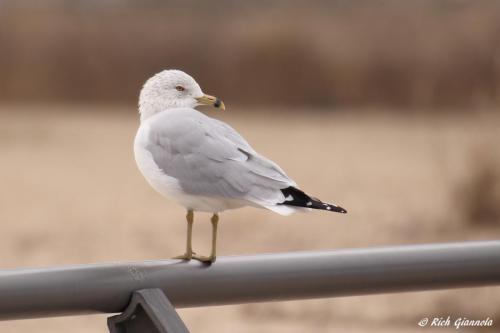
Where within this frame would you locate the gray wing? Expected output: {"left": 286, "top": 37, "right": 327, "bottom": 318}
{"left": 146, "top": 109, "right": 296, "bottom": 206}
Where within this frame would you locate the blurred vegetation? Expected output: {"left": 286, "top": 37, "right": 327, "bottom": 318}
{"left": 1, "top": 0, "right": 500, "bottom": 110}
{"left": 458, "top": 153, "right": 500, "bottom": 226}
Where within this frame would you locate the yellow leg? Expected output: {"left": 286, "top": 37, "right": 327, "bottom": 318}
{"left": 173, "top": 210, "right": 194, "bottom": 260}
{"left": 193, "top": 213, "right": 218, "bottom": 264}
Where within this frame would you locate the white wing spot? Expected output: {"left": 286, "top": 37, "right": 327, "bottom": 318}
{"left": 306, "top": 201, "right": 312, "bottom": 206}
{"left": 285, "top": 195, "right": 293, "bottom": 201}
{"left": 326, "top": 206, "right": 332, "bottom": 210}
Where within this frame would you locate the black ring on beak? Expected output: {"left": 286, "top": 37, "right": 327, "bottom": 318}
{"left": 214, "top": 98, "right": 222, "bottom": 108}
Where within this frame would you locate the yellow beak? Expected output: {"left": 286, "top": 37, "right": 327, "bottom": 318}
{"left": 196, "top": 94, "right": 225, "bottom": 110}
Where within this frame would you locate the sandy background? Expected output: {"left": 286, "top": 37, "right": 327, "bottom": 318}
{"left": 2, "top": 1, "right": 500, "bottom": 331}
{"left": 0, "top": 106, "right": 499, "bottom": 332}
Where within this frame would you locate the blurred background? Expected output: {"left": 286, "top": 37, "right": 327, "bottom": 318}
{"left": 0, "top": 0, "right": 499, "bottom": 332}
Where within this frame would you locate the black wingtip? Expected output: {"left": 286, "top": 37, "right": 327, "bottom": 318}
{"left": 335, "top": 206, "right": 348, "bottom": 214}
{"left": 280, "top": 186, "right": 347, "bottom": 214}
{"left": 321, "top": 202, "right": 348, "bottom": 214}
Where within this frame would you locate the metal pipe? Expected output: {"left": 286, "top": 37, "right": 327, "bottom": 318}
{"left": 0, "top": 241, "right": 499, "bottom": 320}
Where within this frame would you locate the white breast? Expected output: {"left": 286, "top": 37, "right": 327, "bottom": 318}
{"left": 134, "top": 122, "right": 182, "bottom": 199}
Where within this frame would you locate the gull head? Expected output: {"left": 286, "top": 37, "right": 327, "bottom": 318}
{"left": 138, "top": 69, "right": 225, "bottom": 121}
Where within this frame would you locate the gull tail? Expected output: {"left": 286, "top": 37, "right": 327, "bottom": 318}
{"left": 279, "top": 186, "right": 347, "bottom": 214}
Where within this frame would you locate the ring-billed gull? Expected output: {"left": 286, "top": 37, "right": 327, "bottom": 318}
{"left": 134, "top": 69, "right": 347, "bottom": 263}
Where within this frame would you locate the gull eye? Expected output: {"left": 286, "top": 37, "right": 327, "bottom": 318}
{"left": 175, "top": 85, "right": 185, "bottom": 92}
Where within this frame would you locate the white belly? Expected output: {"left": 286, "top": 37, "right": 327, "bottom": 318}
{"left": 134, "top": 123, "right": 247, "bottom": 213}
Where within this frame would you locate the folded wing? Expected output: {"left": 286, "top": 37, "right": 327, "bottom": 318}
{"left": 146, "top": 109, "right": 296, "bottom": 210}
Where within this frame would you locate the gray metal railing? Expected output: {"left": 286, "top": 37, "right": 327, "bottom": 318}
{"left": 0, "top": 241, "right": 499, "bottom": 332}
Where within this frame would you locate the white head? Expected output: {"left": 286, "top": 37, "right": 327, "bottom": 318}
{"left": 138, "top": 69, "right": 225, "bottom": 122}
